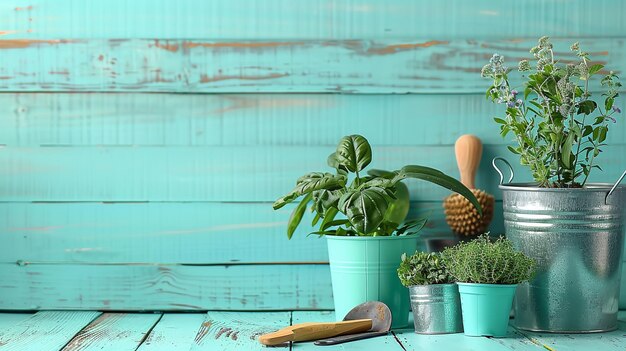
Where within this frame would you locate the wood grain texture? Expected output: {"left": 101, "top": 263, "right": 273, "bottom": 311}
{"left": 190, "top": 312, "right": 291, "bottom": 351}
{"left": 291, "top": 311, "right": 404, "bottom": 350}
{"left": 4, "top": 93, "right": 626, "bottom": 147}
{"left": 0, "top": 264, "right": 333, "bottom": 310}
{"left": 137, "top": 314, "right": 207, "bottom": 351}
{"left": 1, "top": 0, "right": 624, "bottom": 40}
{"left": 0, "top": 201, "right": 494, "bottom": 264}
{"left": 0, "top": 38, "right": 623, "bottom": 93}
{"left": 61, "top": 313, "right": 162, "bottom": 351}
{"left": 0, "top": 93, "right": 505, "bottom": 146}
{"left": 0, "top": 313, "right": 34, "bottom": 331}
{"left": 516, "top": 320, "right": 626, "bottom": 351}
{"left": 393, "top": 326, "right": 541, "bottom": 351}
{"left": 2, "top": 144, "right": 626, "bottom": 202}
{"left": 0, "top": 311, "right": 101, "bottom": 351}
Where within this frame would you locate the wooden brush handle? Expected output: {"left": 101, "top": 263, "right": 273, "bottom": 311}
{"left": 258, "top": 319, "right": 372, "bottom": 346}
{"left": 455, "top": 134, "right": 482, "bottom": 189}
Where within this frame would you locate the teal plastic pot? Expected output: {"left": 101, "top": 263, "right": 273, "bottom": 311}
{"left": 326, "top": 235, "right": 418, "bottom": 328}
{"left": 457, "top": 283, "right": 517, "bottom": 337}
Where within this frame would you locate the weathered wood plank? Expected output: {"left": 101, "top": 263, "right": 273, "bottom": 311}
{"left": 393, "top": 325, "right": 542, "bottom": 351}
{"left": 190, "top": 312, "right": 291, "bottom": 351}
{"left": 136, "top": 314, "right": 207, "bottom": 351}
{"left": 517, "top": 324, "right": 626, "bottom": 351}
{"left": 4, "top": 93, "right": 625, "bottom": 147}
{"left": 0, "top": 201, "right": 496, "bottom": 264}
{"left": 0, "top": 313, "right": 33, "bottom": 331}
{"left": 1, "top": 0, "right": 624, "bottom": 40}
{"left": 61, "top": 313, "right": 161, "bottom": 351}
{"left": 0, "top": 38, "right": 622, "bottom": 93}
{"left": 291, "top": 311, "right": 404, "bottom": 350}
{"left": 2, "top": 144, "right": 625, "bottom": 202}
{"left": 0, "top": 264, "right": 333, "bottom": 310}
{"left": 0, "top": 311, "right": 101, "bottom": 351}
{"left": 0, "top": 93, "right": 504, "bottom": 146}
{"left": 0, "top": 93, "right": 626, "bottom": 146}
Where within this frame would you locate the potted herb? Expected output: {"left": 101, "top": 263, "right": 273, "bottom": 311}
{"left": 443, "top": 235, "right": 536, "bottom": 337}
{"left": 274, "top": 135, "right": 481, "bottom": 328}
{"left": 482, "top": 37, "right": 626, "bottom": 332}
{"left": 397, "top": 252, "right": 463, "bottom": 334}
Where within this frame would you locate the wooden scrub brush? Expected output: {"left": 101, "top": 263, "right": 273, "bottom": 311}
{"left": 443, "top": 135, "right": 495, "bottom": 237}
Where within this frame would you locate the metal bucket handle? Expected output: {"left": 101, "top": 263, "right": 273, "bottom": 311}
{"left": 606, "top": 170, "right": 626, "bottom": 204}
{"left": 492, "top": 157, "right": 514, "bottom": 185}
{"left": 492, "top": 157, "right": 625, "bottom": 203}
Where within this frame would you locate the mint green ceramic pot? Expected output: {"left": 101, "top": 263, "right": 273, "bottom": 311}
{"left": 326, "top": 235, "right": 418, "bottom": 328}
{"left": 457, "top": 283, "right": 517, "bottom": 337}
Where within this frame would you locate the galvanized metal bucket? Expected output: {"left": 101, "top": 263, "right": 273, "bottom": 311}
{"left": 409, "top": 284, "right": 463, "bottom": 334}
{"left": 493, "top": 158, "right": 626, "bottom": 333}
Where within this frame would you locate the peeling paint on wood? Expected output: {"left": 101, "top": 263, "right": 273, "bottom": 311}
{"left": 137, "top": 314, "right": 206, "bottom": 351}
{"left": 0, "top": 38, "right": 622, "bottom": 93}
{"left": 0, "top": 311, "right": 101, "bottom": 351}
{"left": 190, "top": 312, "right": 290, "bottom": 351}
{"left": 61, "top": 313, "right": 161, "bottom": 351}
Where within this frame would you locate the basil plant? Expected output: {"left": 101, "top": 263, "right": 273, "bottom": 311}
{"left": 273, "top": 135, "right": 482, "bottom": 238}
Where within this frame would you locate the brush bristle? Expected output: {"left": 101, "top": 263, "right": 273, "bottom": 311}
{"left": 443, "top": 189, "right": 495, "bottom": 237}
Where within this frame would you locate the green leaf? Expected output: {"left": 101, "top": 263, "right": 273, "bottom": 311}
{"left": 598, "top": 126, "right": 608, "bottom": 143}
{"left": 321, "top": 219, "right": 350, "bottom": 231}
{"left": 561, "top": 133, "right": 574, "bottom": 167}
{"left": 327, "top": 152, "right": 340, "bottom": 169}
{"left": 605, "top": 97, "right": 615, "bottom": 111}
{"left": 273, "top": 172, "right": 347, "bottom": 210}
{"left": 577, "top": 100, "right": 597, "bottom": 115}
{"left": 588, "top": 63, "right": 604, "bottom": 76}
{"left": 396, "top": 217, "right": 428, "bottom": 236}
{"left": 311, "top": 212, "right": 321, "bottom": 226}
{"left": 494, "top": 117, "right": 507, "bottom": 124}
{"left": 338, "top": 187, "right": 390, "bottom": 234}
{"left": 394, "top": 165, "right": 482, "bottom": 216}
{"left": 319, "top": 207, "right": 339, "bottom": 231}
{"left": 507, "top": 145, "right": 520, "bottom": 154}
{"left": 335, "top": 135, "right": 372, "bottom": 173}
{"left": 367, "top": 169, "right": 397, "bottom": 179}
{"left": 287, "top": 193, "right": 313, "bottom": 239}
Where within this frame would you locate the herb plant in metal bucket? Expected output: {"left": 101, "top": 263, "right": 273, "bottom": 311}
{"left": 443, "top": 235, "right": 536, "bottom": 337}
{"left": 274, "top": 134, "right": 481, "bottom": 328}
{"left": 397, "top": 252, "right": 463, "bottom": 334}
{"left": 482, "top": 37, "right": 626, "bottom": 333}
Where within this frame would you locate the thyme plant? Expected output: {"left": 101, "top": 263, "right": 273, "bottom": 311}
{"left": 397, "top": 251, "right": 454, "bottom": 286}
{"left": 443, "top": 234, "right": 536, "bottom": 285}
{"left": 482, "top": 37, "right": 621, "bottom": 187}
{"left": 273, "top": 135, "right": 481, "bottom": 238}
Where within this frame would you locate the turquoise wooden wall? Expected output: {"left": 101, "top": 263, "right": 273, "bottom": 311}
{"left": 1, "top": 0, "right": 625, "bottom": 310}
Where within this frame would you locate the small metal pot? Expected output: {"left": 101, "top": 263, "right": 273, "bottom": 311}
{"left": 493, "top": 158, "right": 626, "bottom": 333}
{"left": 409, "top": 284, "right": 463, "bottom": 334}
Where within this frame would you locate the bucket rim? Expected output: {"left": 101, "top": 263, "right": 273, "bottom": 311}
{"left": 408, "top": 283, "right": 458, "bottom": 288}
{"left": 498, "top": 182, "right": 625, "bottom": 192}
{"left": 325, "top": 233, "right": 419, "bottom": 241}
{"left": 456, "top": 282, "right": 518, "bottom": 288}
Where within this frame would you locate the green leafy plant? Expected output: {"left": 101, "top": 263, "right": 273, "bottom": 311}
{"left": 482, "top": 36, "right": 621, "bottom": 187}
{"left": 442, "top": 234, "right": 536, "bottom": 284}
{"left": 273, "top": 135, "right": 482, "bottom": 238}
{"left": 397, "top": 251, "right": 454, "bottom": 286}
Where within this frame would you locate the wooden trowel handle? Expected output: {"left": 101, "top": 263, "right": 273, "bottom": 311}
{"left": 258, "top": 319, "right": 372, "bottom": 346}
{"left": 455, "top": 134, "right": 482, "bottom": 189}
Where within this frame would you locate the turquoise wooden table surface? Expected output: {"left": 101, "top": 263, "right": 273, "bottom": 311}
{"left": 0, "top": 311, "right": 624, "bottom": 350}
